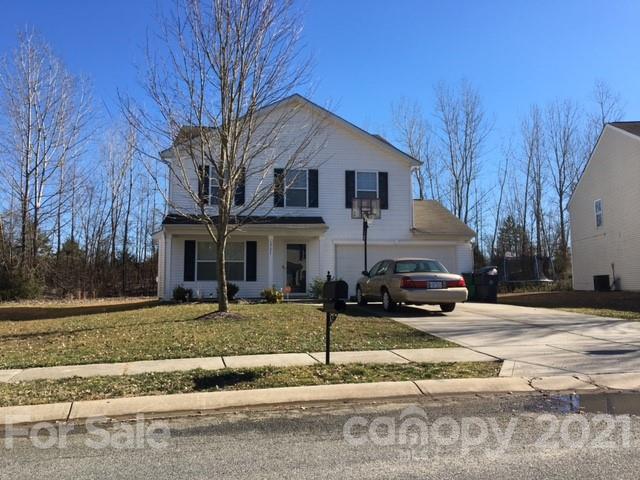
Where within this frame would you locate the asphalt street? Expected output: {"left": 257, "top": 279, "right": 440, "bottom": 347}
{"left": 2, "top": 393, "right": 640, "bottom": 479}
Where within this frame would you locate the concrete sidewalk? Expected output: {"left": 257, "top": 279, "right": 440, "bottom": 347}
{"left": 0, "top": 347, "right": 497, "bottom": 383}
{"left": 3, "top": 371, "right": 640, "bottom": 426}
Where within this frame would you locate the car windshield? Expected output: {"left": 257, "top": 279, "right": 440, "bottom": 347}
{"left": 394, "top": 260, "right": 448, "bottom": 273}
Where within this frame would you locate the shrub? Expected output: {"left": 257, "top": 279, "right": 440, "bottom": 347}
{"left": 172, "top": 285, "right": 193, "bottom": 302}
{"left": 260, "top": 287, "right": 283, "bottom": 304}
{"left": 0, "top": 269, "right": 43, "bottom": 301}
{"left": 218, "top": 282, "right": 240, "bottom": 301}
{"left": 310, "top": 277, "right": 325, "bottom": 299}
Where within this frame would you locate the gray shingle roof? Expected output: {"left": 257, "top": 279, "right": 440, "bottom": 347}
{"left": 412, "top": 200, "right": 475, "bottom": 239}
{"left": 162, "top": 214, "right": 325, "bottom": 225}
{"left": 610, "top": 122, "right": 640, "bottom": 137}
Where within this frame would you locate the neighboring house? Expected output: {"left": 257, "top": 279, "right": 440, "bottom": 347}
{"left": 154, "top": 95, "right": 475, "bottom": 299}
{"left": 569, "top": 122, "right": 640, "bottom": 291}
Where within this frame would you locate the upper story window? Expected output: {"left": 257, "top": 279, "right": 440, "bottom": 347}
{"left": 285, "top": 169, "right": 308, "bottom": 207}
{"left": 356, "top": 171, "right": 378, "bottom": 199}
{"left": 594, "top": 199, "right": 603, "bottom": 228}
{"left": 274, "top": 168, "right": 318, "bottom": 208}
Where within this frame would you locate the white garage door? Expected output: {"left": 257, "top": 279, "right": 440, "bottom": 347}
{"left": 335, "top": 244, "right": 459, "bottom": 296}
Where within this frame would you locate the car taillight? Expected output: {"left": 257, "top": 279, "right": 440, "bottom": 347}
{"left": 400, "top": 277, "right": 428, "bottom": 288}
{"left": 447, "top": 278, "right": 466, "bottom": 288}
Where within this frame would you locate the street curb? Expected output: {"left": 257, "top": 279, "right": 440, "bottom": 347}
{"left": 2, "top": 373, "right": 639, "bottom": 426}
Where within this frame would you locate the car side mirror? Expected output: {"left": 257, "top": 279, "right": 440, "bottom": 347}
{"left": 362, "top": 270, "right": 370, "bottom": 277}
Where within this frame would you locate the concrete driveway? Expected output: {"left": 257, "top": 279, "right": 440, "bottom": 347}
{"left": 390, "top": 302, "right": 640, "bottom": 377}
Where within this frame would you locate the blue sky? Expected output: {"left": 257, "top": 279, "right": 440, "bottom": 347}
{"left": 1, "top": 0, "right": 639, "bottom": 180}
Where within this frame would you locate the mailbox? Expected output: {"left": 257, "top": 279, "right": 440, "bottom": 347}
{"left": 322, "top": 280, "right": 348, "bottom": 313}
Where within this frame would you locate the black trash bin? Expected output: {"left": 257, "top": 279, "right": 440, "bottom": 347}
{"left": 473, "top": 266, "right": 499, "bottom": 303}
{"left": 462, "top": 272, "right": 476, "bottom": 301}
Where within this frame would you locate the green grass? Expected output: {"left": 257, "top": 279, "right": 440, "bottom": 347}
{"left": 0, "top": 362, "right": 501, "bottom": 407}
{"left": 499, "top": 291, "right": 640, "bottom": 321}
{"left": 0, "top": 302, "right": 452, "bottom": 369}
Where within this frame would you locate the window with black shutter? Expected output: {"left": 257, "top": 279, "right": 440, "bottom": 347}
{"left": 345, "top": 170, "right": 355, "bottom": 208}
{"left": 274, "top": 168, "right": 284, "bottom": 207}
{"left": 198, "top": 166, "right": 210, "bottom": 205}
{"left": 234, "top": 167, "right": 245, "bottom": 206}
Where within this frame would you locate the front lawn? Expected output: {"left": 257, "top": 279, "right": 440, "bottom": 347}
{"left": 0, "top": 301, "right": 452, "bottom": 369}
{"left": 499, "top": 291, "right": 640, "bottom": 320}
{"left": 0, "top": 362, "right": 500, "bottom": 407}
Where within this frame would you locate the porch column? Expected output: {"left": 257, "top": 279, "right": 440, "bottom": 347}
{"left": 164, "top": 233, "right": 172, "bottom": 299}
{"left": 267, "top": 235, "right": 274, "bottom": 288}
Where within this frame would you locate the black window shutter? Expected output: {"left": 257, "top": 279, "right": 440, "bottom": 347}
{"left": 234, "top": 167, "right": 246, "bottom": 206}
{"left": 345, "top": 170, "right": 355, "bottom": 208}
{"left": 184, "top": 240, "right": 196, "bottom": 281}
{"left": 198, "top": 165, "right": 210, "bottom": 205}
{"left": 308, "top": 169, "right": 318, "bottom": 208}
{"left": 274, "top": 168, "right": 284, "bottom": 207}
{"left": 245, "top": 241, "right": 257, "bottom": 281}
{"left": 378, "top": 172, "right": 388, "bottom": 209}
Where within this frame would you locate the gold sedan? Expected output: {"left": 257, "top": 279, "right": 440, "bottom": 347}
{"left": 355, "top": 258, "right": 468, "bottom": 312}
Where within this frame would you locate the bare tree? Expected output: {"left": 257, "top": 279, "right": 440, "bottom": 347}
{"left": 546, "top": 99, "right": 581, "bottom": 273}
{"left": 489, "top": 147, "right": 511, "bottom": 260}
{"left": 0, "top": 31, "right": 91, "bottom": 274}
{"left": 584, "top": 80, "right": 625, "bottom": 165}
{"left": 391, "top": 99, "right": 441, "bottom": 200}
{"left": 521, "top": 105, "right": 545, "bottom": 276}
{"left": 434, "top": 80, "right": 491, "bottom": 223}
{"left": 590, "top": 79, "right": 625, "bottom": 131}
{"left": 121, "top": 0, "right": 325, "bottom": 311}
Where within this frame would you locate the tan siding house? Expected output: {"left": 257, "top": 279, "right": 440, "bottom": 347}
{"left": 569, "top": 123, "right": 640, "bottom": 291}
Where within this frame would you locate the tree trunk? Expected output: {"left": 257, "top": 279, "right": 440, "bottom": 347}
{"left": 216, "top": 231, "right": 228, "bottom": 312}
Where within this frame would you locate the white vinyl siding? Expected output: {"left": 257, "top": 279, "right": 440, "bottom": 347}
{"left": 166, "top": 103, "right": 415, "bottom": 240}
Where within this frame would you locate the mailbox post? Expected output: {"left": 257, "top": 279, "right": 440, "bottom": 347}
{"left": 322, "top": 272, "right": 348, "bottom": 365}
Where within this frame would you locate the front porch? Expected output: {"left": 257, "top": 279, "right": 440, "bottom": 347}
{"left": 158, "top": 221, "right": 328, "bottom": 299}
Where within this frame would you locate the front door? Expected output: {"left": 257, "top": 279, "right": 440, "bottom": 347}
{"left": 286, "top": 244, "right": 307, "bottom": 293}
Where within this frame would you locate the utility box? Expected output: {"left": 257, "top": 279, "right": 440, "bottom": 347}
{"left": 593, "top": 275, "right": 610, "bottom": 292}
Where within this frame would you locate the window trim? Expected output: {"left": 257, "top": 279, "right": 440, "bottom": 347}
{"left": 284, "top": 169, "right": 309, "bottom": 208}
{"left": 355, "top": 171, "right": 379, "bottom": 199}
{"left": 196, "top": 241, "right": 246, "bottom": 282}
{"left": 594, "top": 198, "right": 603, "bottom": 228}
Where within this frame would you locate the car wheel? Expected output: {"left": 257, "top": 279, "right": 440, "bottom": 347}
{"left": 356, "top": 286, "right": 367, "bottom": 306}
{"left": 440, "top": 303, "right": 456, "bottom": 313}
{"left": 382, "top": 289, "right": 397, "bottom": 312}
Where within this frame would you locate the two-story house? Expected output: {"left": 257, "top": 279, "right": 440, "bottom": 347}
{"left": 569, "top": 122, "right": 640, "bottom": 291}
{"left": 154, "top": 95, "right": 475, "bottom": 299}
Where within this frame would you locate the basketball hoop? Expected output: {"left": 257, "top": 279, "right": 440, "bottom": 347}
{"left": 351, "top": 197, "right": 380, "bottom": 274}
{"left": 351, "top": 198, "right": 381, "bottom": 223}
